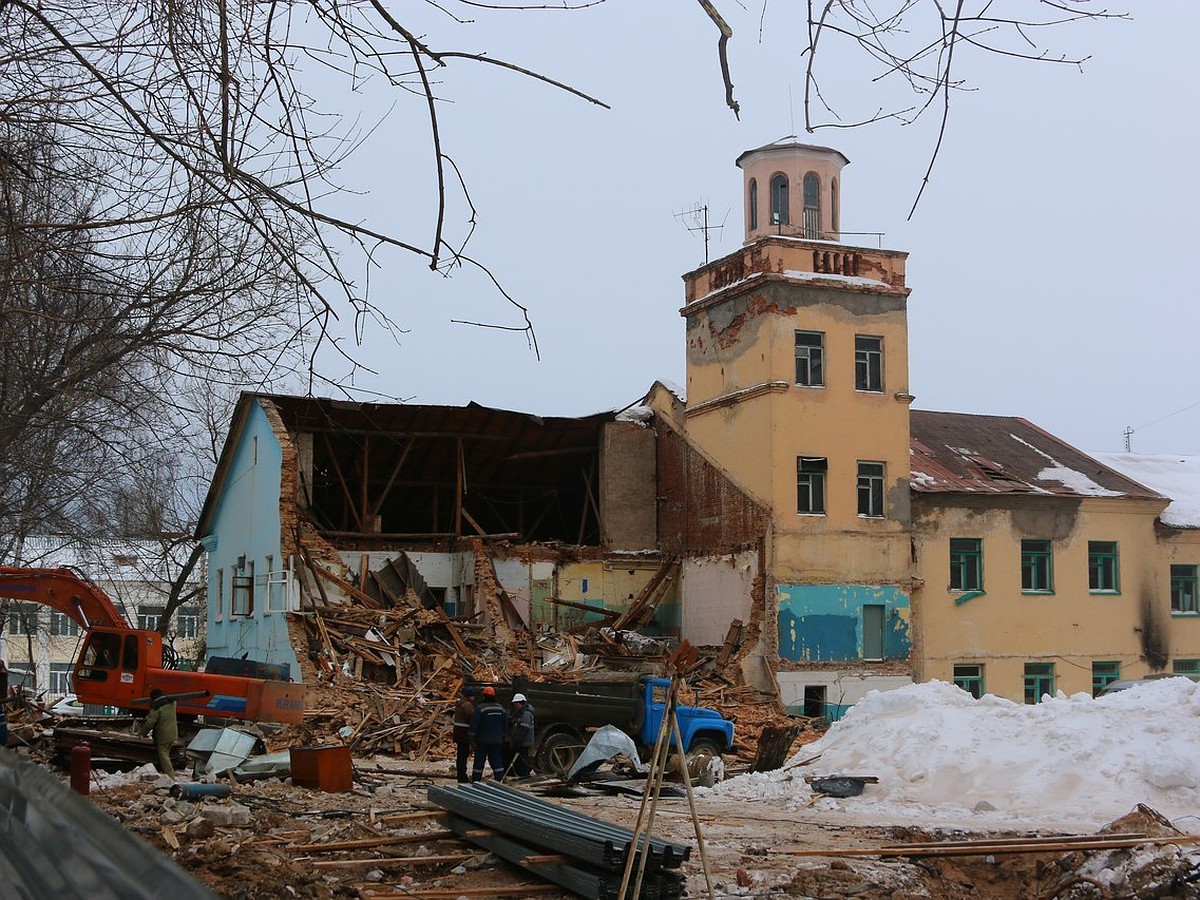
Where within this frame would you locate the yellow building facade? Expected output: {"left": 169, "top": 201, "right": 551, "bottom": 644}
{"left": 658, "top": 139, "right": 1200, "bottom": 711}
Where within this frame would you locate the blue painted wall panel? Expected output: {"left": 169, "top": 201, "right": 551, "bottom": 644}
{"left": 201, "top": 402, "right": 301, "bottom": 677}
{"left": 776, "top": 584, "right": 911, "bottom": 662}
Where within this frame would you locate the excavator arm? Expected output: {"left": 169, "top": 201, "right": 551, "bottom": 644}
{"left": 0, "top": 566, "right": 130, "bottom": 630}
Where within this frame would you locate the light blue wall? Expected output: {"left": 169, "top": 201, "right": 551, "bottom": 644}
{"left": 777, "top": 584, "right": 911, "bottom": 663}
{"left": 199, "top": 402, "right": 301, "bottom": 678}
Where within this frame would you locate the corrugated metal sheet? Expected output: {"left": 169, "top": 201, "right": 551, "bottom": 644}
{"left": 910, "top": 411, "right": 1162, "bottom": 500}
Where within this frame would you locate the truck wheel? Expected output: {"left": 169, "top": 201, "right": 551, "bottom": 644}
{"left": 685, "top": 737, "right": 724, "bottom": 783}
{"left": 537, "top": 732, "right": 585, "bottom": 778}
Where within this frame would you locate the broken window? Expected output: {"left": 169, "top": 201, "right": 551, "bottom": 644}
{"left": 1171, "top": 564, "right": 1198, "bottom": 613}
{"left": 748, "top": 178, "right": 758, "bottom": 230}
{"left": 1091, "top": 661, "right": 1120, "bottom": 697}
{"left": 802, "top": 172, "right": 820, "bottom": 238}
{"left": 855, "top": 335, "right": 883, "bottom": 392}
{"left": 1173, "top": 659, "right": 1200, "bottom": 675}
{"left": 1021, "top": 540, "right": 1053, "bottom": 593}
{"left": 214, "top": 569, "right": 224, "bottom": 620}
{"left": 857, "top": 461, "right": 885, "bottom": 517}
{"left": 949, "top": 538, "right": 982, "bottom": 592}
{"left": 953, "top": 664, "right": 984, "bottom": 699}
{"left": 803, "top": 685, "right": 827, "bottom": 720}
{"left": 795, "top": 331, "right": 825, "bottom": 387}
{"left": 231, "top": 569, "right": 254, "bottom": 617}
{"left": 770, "top": 173, "right": 789, "bottom": 225}
{"left": 1024, "top": 662, "right": 1054, "bottom": 704}
{"left": 796, "top": 457, "right": 827, "bottom": 515}
{"left": 1088, "top": 541, "right": 1119, "bottom": 593}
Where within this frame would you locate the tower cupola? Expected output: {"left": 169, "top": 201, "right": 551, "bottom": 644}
{"left": 736, "top": 139, "right": 849, "bottom": 244}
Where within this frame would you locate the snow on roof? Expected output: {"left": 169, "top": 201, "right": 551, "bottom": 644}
{"left": 710, "top": 679, "right": 1200, "bottom": 831}
{"left": 910, "top": 411, "right": 1155, "bottom": 500}
{"left": 1090, "top": 452, "right": 1200, "bottom": 529}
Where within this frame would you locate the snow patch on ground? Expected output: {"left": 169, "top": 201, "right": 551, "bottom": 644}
{"left": 708, "top": 679, "right": 1200, "bottom": 832}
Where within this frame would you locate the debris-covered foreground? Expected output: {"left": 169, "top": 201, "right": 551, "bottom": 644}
{"left": 81, "top": 757, "right": 1200, "bottom": 899}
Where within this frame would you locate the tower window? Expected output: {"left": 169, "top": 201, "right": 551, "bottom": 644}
{"left": 855, "top": 335, "right": 883, "bottom": 392}
{"left": 857, "top": 462, "right": 885, "bottom": 517}
{"left": 795, "top": 330, "right": 825, "bottom": 387}
{"left": 803, "top": 172, "right": 820, "bottom": 238}
{"left": 770, "top": 174, "right": 789, "bottom": 226}
{"left": 831, "top": 177, "right": 839, "bottom": 234}
{"left": 748, "top": 178, "right": 758, "bottom": 231}
{"left": 797, "top": 456, "right": 827, "bottom": 515}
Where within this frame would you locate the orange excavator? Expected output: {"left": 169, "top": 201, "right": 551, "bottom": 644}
{"left": 0, "top": 565, "right": 304, "bottom": 724}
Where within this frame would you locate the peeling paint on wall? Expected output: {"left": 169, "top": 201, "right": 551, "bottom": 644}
{"left": 776, "top": 584, "right": 911, "bottom": 662}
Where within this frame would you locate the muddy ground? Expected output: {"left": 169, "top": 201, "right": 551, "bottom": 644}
{"left": 80, "top": 754, "right": 1200, "bottom": 900}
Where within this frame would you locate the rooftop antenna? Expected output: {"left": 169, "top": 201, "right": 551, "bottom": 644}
{"left": 675, "top": 200, "right": 727, "bottom": 264}
{"left": 789, "top": 83, "right": 796, "bottom": 136}
{"left": 1124, "top": 426, "right": 1133, "bottom": 452}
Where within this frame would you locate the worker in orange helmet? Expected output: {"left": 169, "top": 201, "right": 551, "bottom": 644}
{"left": 468, "top": 685, "right": 506, "bottom": 782}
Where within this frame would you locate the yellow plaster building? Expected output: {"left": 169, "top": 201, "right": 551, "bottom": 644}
{"left": 654, "top": 138, "right": 1200, "bottom": 712}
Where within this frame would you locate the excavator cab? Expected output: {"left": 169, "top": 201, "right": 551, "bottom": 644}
{"left": 73, "top": 628, "right": 162, "bottom": 710}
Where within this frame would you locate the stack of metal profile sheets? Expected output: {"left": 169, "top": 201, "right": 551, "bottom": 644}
{"left": 428, "top": 781, "right": 690, "bottom": 898}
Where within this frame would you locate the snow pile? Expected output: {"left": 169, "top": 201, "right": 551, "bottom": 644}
{"left": 713, "top": 679, "right": 1200, "bottom": 831}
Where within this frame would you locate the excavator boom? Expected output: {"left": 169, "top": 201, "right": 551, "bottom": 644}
{"left": 0, "top": 565, "right": 129, "bottom": 629}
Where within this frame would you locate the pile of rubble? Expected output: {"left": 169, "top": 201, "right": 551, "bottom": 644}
{"left": 277, "top": 540, "right": 801, "bottom": 769}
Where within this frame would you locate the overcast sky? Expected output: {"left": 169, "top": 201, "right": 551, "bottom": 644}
{"left": 305, "top": 3, "right": 1199, "bottom": 457}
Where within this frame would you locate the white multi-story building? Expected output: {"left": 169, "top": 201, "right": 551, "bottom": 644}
{"left": 1, "top": 536, "right": 205, "bottom": 700}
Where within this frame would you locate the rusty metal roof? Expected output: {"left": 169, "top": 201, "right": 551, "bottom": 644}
{"left": 909, "top": 410, "right": 1161, "bottom": 500}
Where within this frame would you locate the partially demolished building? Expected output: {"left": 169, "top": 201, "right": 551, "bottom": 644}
{"left": 195, "top": 140, "right": 1200, "bottom": 723}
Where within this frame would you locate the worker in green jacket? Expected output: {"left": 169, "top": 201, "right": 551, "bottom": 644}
{"left": 138, "top": 688, "right": 179, "bottom": 777}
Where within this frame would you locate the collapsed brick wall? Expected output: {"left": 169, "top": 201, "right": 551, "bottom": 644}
{"left": 654, "top": 421, "right": 771, "bottom": 555}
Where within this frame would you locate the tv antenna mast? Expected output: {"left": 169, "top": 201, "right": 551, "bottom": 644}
{"left": 675, "top": 200, "right": 727, "bottom": 264}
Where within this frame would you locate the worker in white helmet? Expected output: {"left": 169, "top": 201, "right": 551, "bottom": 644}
{"left": 506, "top": 691, "right": 536, "bottom": 779}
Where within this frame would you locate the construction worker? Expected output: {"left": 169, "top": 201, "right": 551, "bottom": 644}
{"left": 468, "top": 685, "right": 506, "bottom": 782}
{"left": 137, "top": 688, "right": 179, "bottom": 778}
{"left": 453, "top": 686, "right": 477, "bottom": 783}
{"left": 506, "top": 692, "right": 536, "bottom": 779}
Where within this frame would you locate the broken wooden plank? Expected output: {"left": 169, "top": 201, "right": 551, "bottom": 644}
{"left": 287, "top": 831, "right": 456, "bottom": 853}
{"left": 309, "top": 853, "right": 475, "bottom": 869}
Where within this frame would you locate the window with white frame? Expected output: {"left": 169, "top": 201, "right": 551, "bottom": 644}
{"left": 49, "top": 662, "right": 72, "bottom": 695}
{"left": 856, "top": 461, "right": 885, "bottom": 517}
{"left": 267, "top": 569, "right": 289, "bottom": 613}
{"left": 795, "top": 331, "right": 825, "bottom": 387}
{"left": 137, "top": 606, "right": 162, "bottom": 631}
{"left": 8, "top": 602, "right": 38, "bottom": 635}
{"left": 7, "top": 664, "right": 34, "bottom": 692}
{"left": 177, "top": 606, "right": 200, "bottom": 638}
{"left": 50, "top": 610, "right": 79, "bottom": 637}
{"left": 855, "top": 335, "right": 884, "bottom": 392}
{"left": 797, "top": 456, "right": 828, "bottom": 515}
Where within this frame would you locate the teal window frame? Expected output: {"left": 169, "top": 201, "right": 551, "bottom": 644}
{"left": 796, "top": 456, "right": 827, "bottom": 515}
{"left": 854, "top": 335, "right": 883, "bottom": 392}
{"left": 953, "top": 664, "right": 984, "bottom": 699}
{"left": 857, "top": 461, "right": 885, "bottom": 518}
{"left": 795, "top": 331, "right": 825, "bottom": 387}
{"left": 1171, "top": 564, "right": 1198, "bottom": 613}
{"left": 1088, "top": 541, "right": 1120, "bottom": 593}
{"left": 950, "top": 538, "right": 983, "bottom": 592}
{"left": 1024, "top": 662, "right": 1055, "bottom": 704}
{"left": 1021, "top": 539, "right": 1054, "bottom": 593}
{"left": 1173, "top": 659, "right": 1200, "bottom": 675}
{"left": 8, "top": 601, "right": 38, "bottom": 636}
{"left": 1091, "top": 661, "right": 1120, "bottom": 697}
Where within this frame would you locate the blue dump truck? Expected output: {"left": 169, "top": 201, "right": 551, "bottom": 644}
{"left": 490, "top": 673, "right": 735, "bottom": 778}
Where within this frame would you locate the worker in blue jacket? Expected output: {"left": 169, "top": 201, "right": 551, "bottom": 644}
{"left": 468, "top": 685, "right": 507, "bottom": 782}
